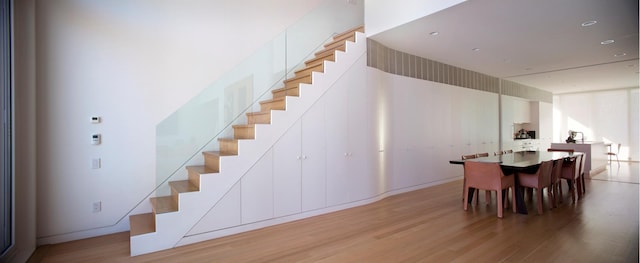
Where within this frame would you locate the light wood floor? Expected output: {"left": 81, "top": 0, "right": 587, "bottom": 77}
{"left": 30, "top": 163, "right": 639, "bottom": 263}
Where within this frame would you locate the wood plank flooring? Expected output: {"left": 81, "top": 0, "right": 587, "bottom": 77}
{"left": 30, "top": 163, "right": 639, "bottom": 262}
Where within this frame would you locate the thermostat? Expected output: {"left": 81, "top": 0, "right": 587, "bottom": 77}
{"left": 91, "top": 134, "right": 101, "bottom": 145}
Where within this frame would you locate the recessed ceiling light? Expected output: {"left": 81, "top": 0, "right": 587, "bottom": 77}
{"left": 581, "top": 20, "right": 597, "bottom": 27}
{"left": 614, "top": 53, "right": 627, "bottom": 57}
{"left": 472, "top": 48, "right": 480, "bottom": 51}
{"left": 429, "top": 31, "right": 439, "bottom": 36}
{"left": 601, "top": 39, "right": 615, "bottom": 45}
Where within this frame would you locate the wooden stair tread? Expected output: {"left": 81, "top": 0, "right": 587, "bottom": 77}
{"left": 129, "top": 213, "right": 155, "bottom": 236}
{"left": 150, "top": 196, "right": 178, "bottom": 214}
{"left": 259, "top": 97, "right": 285, "bottom": 104}
{"left": 284, "top": 72, "right": 311, "bottom": 83}
{"left": 272, "top": 86, "right": 297, "bottom": 94}
{"left": 305, "top": 52, "right": 334, "bottom": 66}
{"left": 186, "top": 165, "right": 218, "bottom": 174}
{"left": 202, "top": 150, "right": 237, "bottom": 157}
{"left": 246, "top": 111, "right": 270, "bottom": 116}
{"left": 333, "top": 25, "right": 364, "bottom": 40}
{"left": 169, "top": 180, "right": 199, "bottom": 193}
{"left": 218, "top": 138, "right": 238, "bottom": 142}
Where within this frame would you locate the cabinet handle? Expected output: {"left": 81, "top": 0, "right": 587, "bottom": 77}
{"left": 297, "top": 156, "right": 301, "bottom": 160}
{"left": 302, "top": 155, "right": 308, "bottom": 160}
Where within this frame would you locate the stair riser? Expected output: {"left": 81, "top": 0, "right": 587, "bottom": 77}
{"left": 295, "top": 63, "right": 324, "bottom": 76}
{"left": 219, "top": 140, "right": 238, "bottom": 155}
{"left": 188, "top": 169, "right": 201, "bottom": 188}
{"left": 233, "top": 126, "right": 255, "bottom": 140}
{"left": 203, "top": 154, "right": 220, "bottom": 172}
{"left": 272, "top": 87, "right": 299, "bottom": 98}
{"left": 324, "top": 35, "right": 355, "bottom": 49}
{"left": 284, "top": 75, "right": 312, "bottom": 89}
{"left": 315, "top": 44, "right": 345, "bottom": 58}
{"left": 305, "top": 53, "right": 334, "bottom": 67}
{"left": 260, "top": 100, "right": 286, "bottom": 111}
{"left": 247, "top": 113, "right": 271, "bottom": 124}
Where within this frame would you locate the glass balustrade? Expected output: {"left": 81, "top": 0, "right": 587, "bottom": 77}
{"left": 153, "top": 0, "right": 363, "bottom": 197}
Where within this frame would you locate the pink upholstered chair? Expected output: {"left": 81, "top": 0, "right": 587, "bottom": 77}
{"left": 517, "top": 160, "right": 554, "bottom": 214}
{"left": 559, "top": 154, "right": 583, "bottom": 203}
{"left": 463, "top": 161, "right": 516, "bottom": 218}
{"left": 550, "top": 158, "right": 564, "bottom": 208}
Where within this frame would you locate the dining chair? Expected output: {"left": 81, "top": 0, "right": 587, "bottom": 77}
{"left": 461, "top": 154, "right": 479, "bottom": 203}
{"left": 550, "top": 158, "right": 564, "bottom": 208}
{"left": 559, "top": 154, "right": 583, "bottom": 203}
{"left": 607, "top": 143, "right": 621, "bottom": 166}
{"left": 475, "top": 152, "right": 492, "bottom": 204}
{"left": 517, "top": 160, "right": 554, "bottom": 214}
{"left": 463, "top": 161, "right": 516, "bottom": 218}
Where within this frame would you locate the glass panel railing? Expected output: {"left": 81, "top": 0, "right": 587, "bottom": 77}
{"left": 153, "top": 0, "right": 363, "bottom": 196}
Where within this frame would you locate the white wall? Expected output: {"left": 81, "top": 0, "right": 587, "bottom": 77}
{"left": 364, "top": 0, "right": 465, "bottom": 36}
{"left": 33, "top": 0, "right": 331, "bottom": 243}
{"left": 553, "top": 88, "right": 640, "bottom": 161}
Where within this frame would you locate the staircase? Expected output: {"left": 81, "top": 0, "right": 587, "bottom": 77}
{"left": 129, "top": 26, "right": 365, "bottom": 256}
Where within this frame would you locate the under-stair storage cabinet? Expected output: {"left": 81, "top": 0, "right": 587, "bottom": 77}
{"left": 241, "top": 150, "right": 274, "bottom": 224}
{"left": 325, "top": 63, "right": 376, "bottom": 207}
{"left": 273, "top": 100, "right": 327, "bottom": 217}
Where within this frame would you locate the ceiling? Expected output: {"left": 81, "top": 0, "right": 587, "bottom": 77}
{"left": 369, "top": 0, "right": 639, "bottom": 94}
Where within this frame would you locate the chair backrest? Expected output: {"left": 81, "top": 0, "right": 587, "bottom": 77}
{"left": 537, "top": 160, "right": 555, "bottom": 187}
{"left": 576, "top": 154, "right": 584, "bottom": 178}
{"left": 476, "top": 152, "right": 489, "bottom": 157}
{"left": 616, "top": 143, "right": 621, "bottom": 153}
{"left": 462, "top": 154, "right": 477, "bottom": 160}
{"left": 464, "top": 161, "right": 505, "bottom": 190}
{"left": 561, "top": 156, "right": 577, "bottom": 180}
{"left": 548, "top": 148, "right": 574, "bottom": 153}
{"left": 551, "top": 158, "right": 564, "bottom": 183}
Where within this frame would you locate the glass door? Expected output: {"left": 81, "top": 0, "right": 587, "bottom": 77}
{"left": 0, "top": 0, "right": 12, "bottom": 255}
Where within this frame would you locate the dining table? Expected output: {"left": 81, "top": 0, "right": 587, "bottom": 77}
{"left": 449, "top": 150, "right": 583, "bottom": 214}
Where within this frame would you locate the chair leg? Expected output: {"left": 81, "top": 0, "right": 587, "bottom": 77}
{"left": 547, "top": 186, "right": 554, "bottom": 209}
{"left": 511, "top": 186, "right": 516, "bottom": 213}
{"left": 463, "top": 186, "right": 469, "bottom": 211}
{"left": 576, "top": 177, "right": 583, "bottom": 200}
{"left": 497, "top": 190, "right": 503, "bottom": 218}
{"left": 570, "top": 180, "right": 576, "bottom": 203}
{"left": 536, "top": 188, "right": 544, "bottom": 214}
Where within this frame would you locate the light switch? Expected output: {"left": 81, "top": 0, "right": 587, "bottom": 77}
{"left": 91, "top": 158, "right": 101, "bottom": 169}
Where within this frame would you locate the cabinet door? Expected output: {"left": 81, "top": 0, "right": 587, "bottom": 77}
{"left": 241, "top": 150, "right": 274, "bottom": 224}
{"left": 324, "top": 84, "right": 350, "bottom": 206}
{"left": 347, "top": 68, "right": 376, "bottom": 202}
{"left": 301, "top": 99, "right": 327, "bottom": 212}
{"left": 272, "top": 120, "right": 302, "bottom": 217}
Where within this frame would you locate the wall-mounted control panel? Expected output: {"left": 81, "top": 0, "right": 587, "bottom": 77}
{"left": 91, "top": 134, "right": 101, "bottom": 145}
{"left": 91, "top": 116, "right": 101, "bottom": 124}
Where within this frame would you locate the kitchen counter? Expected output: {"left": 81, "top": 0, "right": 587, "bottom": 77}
{"left": 550, "top": 142, "right": 608, "bottom": 178}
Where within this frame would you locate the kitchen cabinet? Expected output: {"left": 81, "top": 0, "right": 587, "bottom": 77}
{"left": 273, "top": 99, "right": 327, "bottom": 216}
